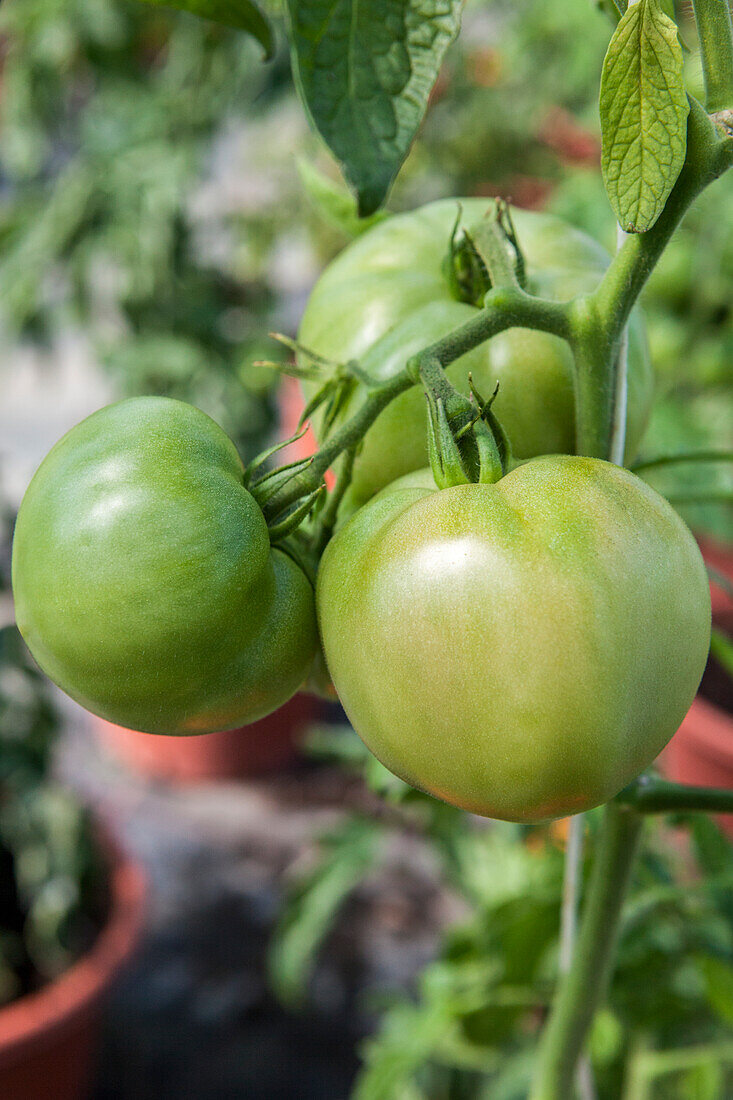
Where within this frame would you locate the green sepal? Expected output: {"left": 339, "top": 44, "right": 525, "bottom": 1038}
{"left": 469, "top": 201, "right": 528, "bottom": 290}
{"left": 267, "top": 485, "right": 327, "bottom": 546}
{"left": 469, "top": 375, "right": 514, "bottom": 477}
{"left": 274, "top": 528, "right": 320, "bottom": 589}
{"left": 250, "top": 456, "right": 314, "bottom": 512}
{"left": 442, "top": 206, "right": 492, "bottom": 308}
{"left": 427, "top": 392, "right": 472, "bottom": 490}
{"left": 243, "top": 427, "right": 310, "bottom": 488}
{"left": 426, "top": 377, "right": 511, "bottom": 490}
{"left": 267, "top": 333, "right": 376, "bottom": 442}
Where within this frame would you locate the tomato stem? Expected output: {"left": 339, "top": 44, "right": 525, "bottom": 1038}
{"left": 590, "top": 100, "right": 732, "bottom": 340}
{"left": 693, "top": 0, "right": 733, "bottom": 113}
{"left": 631, "top": 448, "right": 733, "bottom": 471}
{"left": 313, "top": 447, "right": 357, "bottom": 554}
{"left": 262, "top": 294, "right": 570, "bottom": 520}
{"left": 266, "top": 102, "right": 731, "bottom": 519}
{"left": 529, "top": 803, "right": 643, "bottom": 1100}
{"left": 616, "top": 776, "right": 733, "bottom": 814}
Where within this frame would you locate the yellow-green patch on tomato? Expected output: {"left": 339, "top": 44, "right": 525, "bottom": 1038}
{"left": 317, "top": 456, "right": 710, "bottom": 821}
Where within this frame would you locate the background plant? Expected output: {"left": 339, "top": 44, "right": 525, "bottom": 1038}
{"left": 2, "top": 0, "right": 733, "bottom": 1096}
{"left": 271, "top": 730, "right": 733, "bottom": 1100}
{"left": 0, "top": 504, "right": 107, "bottom": 1008}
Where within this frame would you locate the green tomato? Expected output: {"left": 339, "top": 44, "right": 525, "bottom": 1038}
{"left": 299, "top": 199, "right": 653, "bottom": 507}
{"left": 317, "top": 456, "right": 710, "bottom": 821}
{"left": 12, "top": 398, "right": 317, "bottom": 735}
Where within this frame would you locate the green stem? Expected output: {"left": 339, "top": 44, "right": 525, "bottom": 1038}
{"left": 665, "top": 490, "right": 733, "bottom": 505}
{"left": 266, "top": 105, "right": 732, "bottom": 519}
{"left": 592, "top": 99, "right": 732, "bottom": 332}
{"left": 568, "top": 296, "right": 618, "bottom": 458}
{"left": 569, "top": 99, "right": 732, "bottom": 459}
{"left": 693, "top": 0, "right": 733, "bottom": 113}
{"left": 262, "top": 290, "right": 569, "bottom": 520}
{"left": 632, "top": 449, "right": 733, "bottom": 471}
{"left": 618, "top": 777, "right": 733, "bottom": 814}
{"left": 530, "top": 804, "right": 643, "bottom": 1100}
{"left": 313, "top": 447, "right": 356, "bottom": 554}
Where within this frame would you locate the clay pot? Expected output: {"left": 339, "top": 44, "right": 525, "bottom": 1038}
{"left": 0, "top": 838, "right": 146, "bottom": 1100}
{"left": 664, "top": 696, "right": 733, "bottom": 838}
{"left": 276, "top": 376, "right": 336, "bottom": 488}
{"left": 658, "top": 540, "right": 733, "bottom": 837}
{"left": 96, "top": 693, "right": 320, "bottom": 784}
{"left": 698, "top": 537, "right": 733, "bottom": 624}
{"left": 277, "top": 375, "right": 320, "bottom": 464}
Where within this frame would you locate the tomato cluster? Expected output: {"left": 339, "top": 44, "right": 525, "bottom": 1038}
{"left": 12, "top": 202, "right": 710, "bottom": 820}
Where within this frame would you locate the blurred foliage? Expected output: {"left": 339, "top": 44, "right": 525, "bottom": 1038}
{"left": 0, "top": 0, "right": 298, "bottom": 458}
{"left": 0, "top": 508, "right": 107, "bottom": 1007}
{"left": 271, "top": 728, "right": 733, "bottom": 1100}
{"left": 0, "top": 0, "right": 730, "bottom": 526}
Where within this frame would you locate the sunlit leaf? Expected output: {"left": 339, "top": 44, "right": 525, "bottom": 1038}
{"left": 600, "top": 0, "right": 688, "bottom": 231}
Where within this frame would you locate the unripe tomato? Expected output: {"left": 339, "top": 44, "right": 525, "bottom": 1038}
{"left": 299, "top": 200, "right": 653, "bottom": 507}
{"left": 317, "top": 457, "right": 710, "bottom": 821}
{"left": 12, "top": 398, "right": 317, "bottom": 735}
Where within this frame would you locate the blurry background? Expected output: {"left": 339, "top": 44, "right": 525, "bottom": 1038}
{"left": 0, "top": 1, "right": 731, "bottom": 1098}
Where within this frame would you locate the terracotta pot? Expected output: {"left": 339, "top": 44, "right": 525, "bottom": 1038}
{"left": 276, "top": 377, "right": 336, "bottom": 489}
{"left": 0, "top": 837, "right": 146, "bottom": 1100}
{"left": 96, "top": 692, "right": 320, "bottom": 783}
{"left": 663, "top": 696, "right": 733, "bottom": 839}
{"left": 277, "top": 376, "right": 320, "bottom": 465}
{"left": 698, "top": 537, "right": 733, "bottom": 624}
{"left": 538, "top": 107, "right": 601, "bottom": 166}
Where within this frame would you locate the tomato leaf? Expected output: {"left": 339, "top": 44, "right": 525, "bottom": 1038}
{"left": 285, "top": 0, "right": 463, "bottom": 217}
{"left": 268, "top": 817, "right": 383, "bottom": 1006}
{"left": 139, "top": 0, "right": 274, "bottom": 59}
{"left": 698, "top": 955, "right": 733, "bottom": 1026}
{"left": 600, "top": 0, "right": 688, "bottom": 232}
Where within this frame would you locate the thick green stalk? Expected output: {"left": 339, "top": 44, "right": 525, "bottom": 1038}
{"left": 568, "top": 296, "right": 619, "bottom": 459}
{"left": 693, "top": 0, "right": 733, "bottom": 113}
{"left": 529, "top": 804, "right": 643, "bottom": 1100}
{"left": 618, "top": 777, "right": 733, "bottom": 814}
{"left": 631, "top": 449, "right": 733, "bottom": 472}
{"left": 266, "top": 110, "right": 732, "bottom": 517}
{"left": 591, "top": 99, "right": 732, "bottom": 331}
{"left": 569, "top": 99, "right": 732, "bottom": 459}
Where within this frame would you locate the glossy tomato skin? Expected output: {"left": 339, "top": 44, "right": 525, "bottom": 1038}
{"left": 12, "top": 398, "right": 317, "bottom": 735}
{"left": 317, "top": 457, "right": 710, "bottom": 821}
{"left": 299, "top": 199, "right": 653, "bottom": 508}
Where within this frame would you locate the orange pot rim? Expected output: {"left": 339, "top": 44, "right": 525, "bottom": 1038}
{"left": 0, "top": 828, "right": 146, "bottom": 1069}
{"left": 679, "top": 695, "right": 733, "bottom": 769}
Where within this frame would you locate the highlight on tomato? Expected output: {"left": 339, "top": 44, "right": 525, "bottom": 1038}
{"left": 316, "top": 456, "right": 711, "bottom": 822}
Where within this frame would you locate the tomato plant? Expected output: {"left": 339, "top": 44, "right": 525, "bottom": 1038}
{"left": 8, "top": 0, "right": 733, "bottom": 1096}
{"left": 317, "top": 456, "right": 711, "bottom": 821}
{"left": 299, "top": 200, "right": 653, "bottom": 506}
{"left": 12, "top": 397, "right": 317, "bottom": 735}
